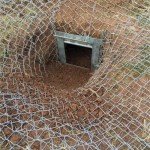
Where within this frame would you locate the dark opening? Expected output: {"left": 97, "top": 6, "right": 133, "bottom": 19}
{"left": 65, "top": 43, "right": 92, "bottom": 69}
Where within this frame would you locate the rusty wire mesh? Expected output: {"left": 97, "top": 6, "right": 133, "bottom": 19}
{"left": 0, "top": 0, "right": 150, "bottom": 149}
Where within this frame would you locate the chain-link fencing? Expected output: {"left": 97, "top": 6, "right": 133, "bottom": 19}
{"left": 0, "top": 0, "right": 150, "bottom": 149}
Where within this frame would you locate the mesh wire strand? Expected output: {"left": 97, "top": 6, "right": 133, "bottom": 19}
{"left": 0, "top": 0, "right": 150, "bottom": 149}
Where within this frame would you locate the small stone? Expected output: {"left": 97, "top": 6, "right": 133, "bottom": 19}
{"left": 29, "top": 130, "right": 36, "bottom": 139}
{"left": 98, "top": 111, "right": 103, "bottom": 118}
{"left": 10, "top": 133, "right": 21, "bottom": 144}
{"left": 71, "top": 103, "right": 78, "bottom": 111}
{"left": 40, "top": 131, "right": 50, "bottom": 139}
{"left": 82, "top": 133, "right": 90, "bottom": 142}
{"left": 31, "top": 141, "right": 40, "bottom": 149}
{"left": 3, "top": 127, "right": 12, "bottom": 136}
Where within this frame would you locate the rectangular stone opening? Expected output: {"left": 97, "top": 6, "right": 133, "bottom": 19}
{"left": 65, "top": 43, "right": 92, "bottom": 69}
{"left": 55, "top": 31, "right": 103, "bottom": 71}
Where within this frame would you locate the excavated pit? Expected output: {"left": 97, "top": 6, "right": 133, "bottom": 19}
{"left": 1, "top": 1, "right": 150, "bottom": 149}
{"left": 41, "top": 43, "right": 92, "bottom": 90}
{"left": 42, "top": 61, "right": 92, "bottom": 90}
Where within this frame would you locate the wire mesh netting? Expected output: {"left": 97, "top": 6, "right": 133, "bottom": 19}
{"left": 0, "top": 0, "right": 150, "bottom": 149}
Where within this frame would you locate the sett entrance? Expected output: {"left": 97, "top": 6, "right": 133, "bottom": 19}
{"left": 55, "top": 31, "right": 103, "bottom": 71}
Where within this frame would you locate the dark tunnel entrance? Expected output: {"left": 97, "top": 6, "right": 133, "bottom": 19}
{"left": 65, "top": 43, "right": 92, "bottom": 69}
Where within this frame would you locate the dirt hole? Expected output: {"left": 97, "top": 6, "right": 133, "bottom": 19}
{"left": 65, "top": 43, "right": 92, "bottom": 69}
{"left": 42, "top": 62, "right": 91, "bottom": 90}
{"left": 40, "top": 44, "right": 92, "bottom": 90}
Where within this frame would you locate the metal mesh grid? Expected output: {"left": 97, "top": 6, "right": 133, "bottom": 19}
{"left": 0, "top": 0, "right": 150, "bottom": 149}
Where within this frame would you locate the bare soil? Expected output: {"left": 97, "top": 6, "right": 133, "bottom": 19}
{"left": 0, "top": 0, "right": 149, "bottom": 149}
{"left": 42, "top": 62, "right": 91, "bottom": 90}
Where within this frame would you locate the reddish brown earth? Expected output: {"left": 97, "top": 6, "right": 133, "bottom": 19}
{"left": 0, "top": 0, "right": 149, "bottom": 149}
{"left": 0, "top": 69, "right": 105, "bottom": 148}
{"left": 42, "top": 62, "right": 92, "bottom": 90}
